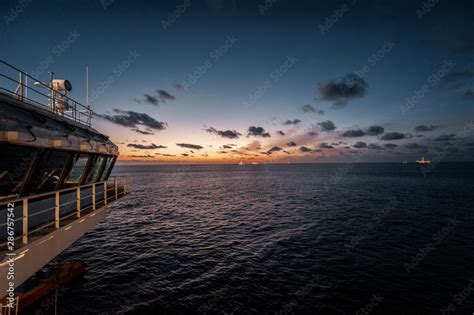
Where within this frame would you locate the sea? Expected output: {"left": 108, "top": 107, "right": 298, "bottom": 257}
{"left": 40, "top": 163, "right": 474, "bottom": 314}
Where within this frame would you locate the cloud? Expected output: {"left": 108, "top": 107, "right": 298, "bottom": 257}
{"left": 247, "top": 126, "right": 271, "bottom": 138}
{"left": 131, "top": 128, "right": 154, "bottom": 135}
{"left": 434, "top": 134, "right": 457, "bottom": 141}
{"left": 464, "top": 89, "right": 474, "bottom": 100}
{"left": 131, "top": 154, "right": 154, "bottom": 158}
{"left": 287, "top": 141, "right": 297, "bottom": 147}
{"left": 367, "top": 126, "right": 384, "bottom": 136}
{"left": 156, "top": 153, "right": 176, "bottom": 157}
{"left": 267, "top": 146, "right": 283, "bottom": 154}
{"left": 301, "top": 104, "right": 325, "bottom": 115}
{"left": 317, "top": 74, "right": 368, "bottom": 107}
{"left": 206, "top": 127, "right": 242, "bottom": 139}
{"left": 354, "top": 141, "right": 367, "bottom": 148}
{"left": 99, "top": 109, "right": 167, "bottom": 131}
{"left": 367, "top": 143, "right": 384, "bottom": 150}
{"left": 414, "top": 125, "right": 440, "bottom": 132}
{"left": 174, "top": 83, "right": 185, "bottom": 92}
{"left": 317, "top": 120, "right": 336, "bottom": 132}
{"left": 283, "top": 119, "right": 302, "bottom": 125}
{"left": 381, "top": 132, "right": 405, "bottom": 140}
{"left": 447, "top": 34, "right": 474, "bottom": 54}
{"left": 222, "top": 145, "right": 233, "bottom": 149}
{"left": 176, "top": 143, "right": 204, "bottom": 150}
{"left": 319, "top": 142, "right": 334, "bottom": 149}
{"left": 181, "top": 153, "right": 189, "bottom": 157}
{"left": 144, "top": 94, "right": 159, "bottom": 105}
{"left": 405, "top": 143, "right": 426, "bottom": 149}
{"left": 156, "top": 90, "right": 176, "bottom": 101}
{"left": 342, "top": 129, "right": 365, "bottom": 137}
{"left": 277, "top": 130, "right": 286, "bottom": 136}
{"left": 299, "top": 146, "right": 312, "bottom": 152}
{"left": 127, "top": 143, "right": 166, "bottom": 150}
{"left": 384, "top": 143, "right": 397, "bottom": 149}
{"left": 440, "top": 71, "right": 474, "bottom": 88}
{"left": 134, "top": 89, "right": 176, "bottom": 106}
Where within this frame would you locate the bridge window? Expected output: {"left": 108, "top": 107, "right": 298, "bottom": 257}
{"left": 99, "top": 156, "right": 116, "bottom": 181}
{"left": 0, "top": 143, "right": 40, "bottom": 200}
{"left": 64, "top": 153, "right": 90, "bottom": 185}
{"left": 86, "top": 155, "right": 106, "bottom": 183}
{"left": 29, "top": 150, "right": 70, "bottom": 194}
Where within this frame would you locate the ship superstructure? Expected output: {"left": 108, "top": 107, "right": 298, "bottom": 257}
{"left": 0, "top": 60, "right": 130, "bottom": 304}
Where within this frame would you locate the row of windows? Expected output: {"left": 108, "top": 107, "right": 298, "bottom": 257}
{"left": 0, "top": 143, "right": 117, "bottom": 201}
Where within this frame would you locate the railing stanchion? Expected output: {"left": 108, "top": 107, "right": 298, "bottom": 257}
{"left": 114, "top": 177, "right": 118, "bottom": 200}
{"left": 92, "top": 183, "right": 96, "bottom": 210}
{"left": 104, "top": 181, "right": 108, "bottom": 205}
{"left": 55, "top": 191, "right": 60, "bottom": 228}
{"left": 76, "top": 186, "right": 81, "bottom": 218}
{"left": 22, "top": 199, "right": 28, "bottom": 245}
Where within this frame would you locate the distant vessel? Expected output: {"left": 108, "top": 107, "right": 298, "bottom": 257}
{"left": 402, "top": 161, "right": 408, "bottom": 164}
{"left": 416, "top": 157, "right": 431, "bottom": 164}
{"left": 238, "top": 161, "right": 244, "bottom": 165}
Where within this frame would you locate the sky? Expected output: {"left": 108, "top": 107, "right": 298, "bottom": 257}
{"left": 1, "top": 0, "right": 474, "bottom": 163}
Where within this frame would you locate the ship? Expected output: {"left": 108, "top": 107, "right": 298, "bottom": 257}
{"left": 0, "top": 60, "right": 130, "bottom": 310}
{"left": 416, "top": 157, "right": 431, "bottom": 164}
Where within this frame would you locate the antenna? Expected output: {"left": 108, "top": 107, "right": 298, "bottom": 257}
{"left": 86, "top": 66, "right": 89, "bottom": 106}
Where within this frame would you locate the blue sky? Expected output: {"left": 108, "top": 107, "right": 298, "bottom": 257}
{"left": 1, "top": 0, "right": 473, "bottom": 162}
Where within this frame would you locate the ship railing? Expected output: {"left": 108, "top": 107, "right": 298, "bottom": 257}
{"left": 0, "top": 176, "right": 131, "bottom": 253}
{"left": 0, "top": 60, "right": 93, "bottom": 127}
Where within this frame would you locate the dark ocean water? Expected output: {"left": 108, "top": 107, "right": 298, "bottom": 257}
{"left": 49, "top": 163, "right": 474, "bottom": 314}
